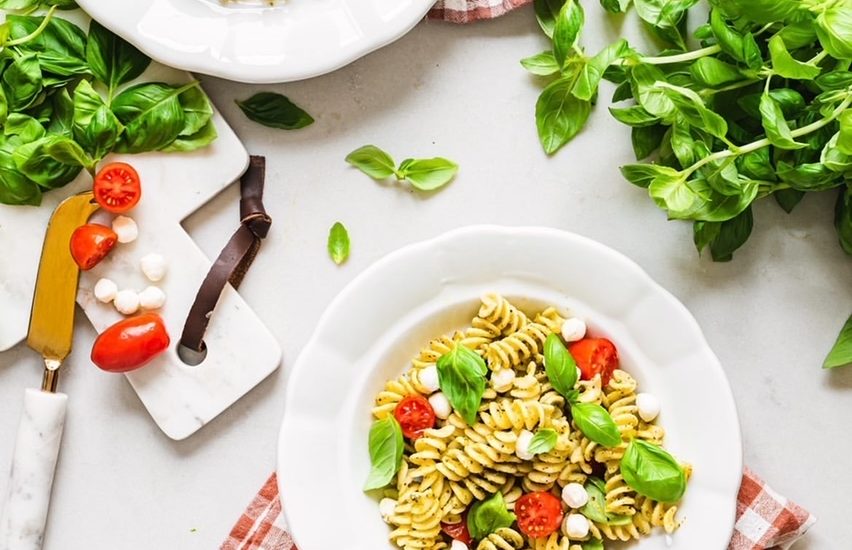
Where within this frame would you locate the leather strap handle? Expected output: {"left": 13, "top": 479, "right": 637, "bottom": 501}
{"left": 179, "top": 156, "right": 271, "bottom": 355}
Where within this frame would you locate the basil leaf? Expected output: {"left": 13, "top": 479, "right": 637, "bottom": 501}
{"left": 571, "top": 402, "right": 621, "bottom": 447}
{"left": 236, "top": 92, "right": 313, "bottom": 130}
{"left": 768, "top": 36, "right": 821, "bottom": 81}
{"left": 7, "top": 15, "right": 88, "bottom": 77}
{"left": 175, "top": 85, "right": 214, "bottom": 138}
{"left": 544, "top": 333, "right": 578, "bottom": 400}
{"left": 688, "top": 57, "right": 743, "bottom": 88}
{"left": 12, "top": 135, "right": 82, "bottom": 189}
{"left": 609, "top": 105, "right": 660, "bottom": 128}
{"left": 0, "top": 0, "right": 39, "bottom": 8}
{"left": 777, "top": 22, "right": 817, "bottom": 50}
{"left": 533, "top": 0, "right": 566, "bottom": 38}
{"left": 528, "top": 428, "right": 558, "bottom": 455}
{"left": 436, "top": 343, "right": 487, "bottom": 425}
{"left": 467, "top": 492, "right": 516, "bottom": 540}
{"left": 573, "top": 39, "right": 630, "bottom": 101}
{"left": 363, "top": 416, "right": 404, "bottom": 491}
{"left": 710, "top": 0, "right": 804, "bottom": 24}
{"left": 5, "top": 113, "right": 46, "bottom": 142}
{"left": 815, "top": 5, "right": 852, "bottom": 60}
{"left": 552, "top": 0, "right": 584, "bottom": 68}
{"left": 836, "top": 186, "right": 852, "bottom": 255}
{"left": 631, "top": 124, "right": 666, "bottom": 160}
{"left": 72, "top": 80, "right": 122, "bottom": 162}
{"left": 774, "top": 188, "right": 805, "bottom": 214}
{"left": 581, "top": 478, "right": 608, "bottom": 523}
{"left": 738, "top": 88, "right": 805, "bottom": 120}
{"left": 327, "top": 222, "right": 350, "bottom": 265}
{"left": 345, "top": 145, "right": 397, "bottom": 180}
{"left": 43, "top": 135, "right": 92, "bottom": 169}
{"left": 630, "top": 64, "right": 674, "bottom": 119}
{"left": 706, "top": 207, "right": 753, "bottom": 262}
{"left": 657, "top": 83, "right": 727, "bottom": 139}
{"left": 777, "top": 161, "right": 839, "bottom": 192}
{"left": 620, "top": 439, "right": 686, "bottom": 503}
{"left": 708, "top": 9, "right": 762, "bottom": 69}
{"left": 824, "top": 314, "right": 852, "bottom": 369}
{"left": 536, "top": 76, "right": 592, "bottom": 155}
{"left": 599, "top": 0, "right": 630, "bottom": 13}
{"left": 620, "top": 163, "right": 670, "bottom": 188}
{"left": 86, "top": 20, "right": 151, "bottom": 96}
{"left": 815, "top": 71, "right": 852, "bottom": 92}
{"left": 737, "top": 148, "right": 776, "bottom": 182}
{"left": 2, "top": 53, "right": 43, "bottom": 111}
{"left": 582, "top": 540, "right": 605, "bottom": 550}
{"left": 0, "top": 143, "right": 41, "bottom": 206}
{"left": 112, "top": 82, "right": 190, "bottom": 153}
{"left": 520, "top": 51, "right": 560, "bottom": 76}
{"left": 398, "top": 157, "right": 458, "bottom": 191}
{"left": 837, "top": 111, "right": 852, "bottom": 156}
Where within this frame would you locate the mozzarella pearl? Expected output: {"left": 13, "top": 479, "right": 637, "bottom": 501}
{"left": 561, "top": 317, "right": 587, "bottom": 342}
{"left": 418, "top": 365, "right": 440, "bottom": 393}
{"left": 637, "top": 393, "right": 661, "bottom": 422}
{"left": 451, "top": 541, "right": 469, "bottom": 550}
{"left": 428, "top": 392, "right": 452, "bottom": 420}
{"left": 111, "top": 215, "right": 138, "bottom": 244}
{"left": 140, "top": 253, "right": 167, "bottom": 282}
{"left": 515, "top": 429, "right": 535, "bottom": 461}
{"left": 114, "top": 289, "right": 140, "bottom": 315}
{"left": 490, "top": 368, "right": 516, "bottom": 393}
{"left": 379, "top": 498, "right": 397, "bottom": 523}
{"left": 93, "top": 278, "right": 118, "bottom": 303}
{"left": 139, "top": 286, "right": 166, "bottom": 310}
{"left": 562, "top": 513, "right": 590, "bottom": 539}
{"left": 561, "top": 482, "right": 589, "bottom": 509}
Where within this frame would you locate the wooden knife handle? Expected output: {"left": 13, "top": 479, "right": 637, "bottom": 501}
{"left": 0, "top": 389, "right": 67, "bottom": 550}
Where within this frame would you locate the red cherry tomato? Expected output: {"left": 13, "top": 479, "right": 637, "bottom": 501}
{"left": 394, "top": 395, "right": 436, "bottom": 440}
{"left": 515, "top": 492, "right": 563, "bottom": 539}
{"left": 569, "top": 337, "right": 619, "bottom": 386}
{"left": 93, "top": 162, "right": 141, "bottom": 213}
{"left": 441, "top": 514, "right": 472, "bottom": 545}
{"left": 91, "top": 313, "right": 170, "bottom": 373}
{"left": 69, "top": 223, "right": 117, "bottom": 270}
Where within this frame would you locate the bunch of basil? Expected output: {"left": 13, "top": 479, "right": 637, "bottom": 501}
{"left": 525, "top": 0, "right": 852, "bottom": 367}
{"left": 0, "top": 7, "right": 217, "bottom": 206}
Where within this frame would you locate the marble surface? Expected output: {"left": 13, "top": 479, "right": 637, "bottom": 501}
{"left": 0, "top": 8, "right": 850, "bottom": 550}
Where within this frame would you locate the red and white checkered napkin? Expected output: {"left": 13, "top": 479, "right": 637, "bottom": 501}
{"left": 221, "top": 468, "right": 814, "bottom": 550}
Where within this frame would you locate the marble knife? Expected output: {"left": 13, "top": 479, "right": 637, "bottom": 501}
{"left": 0, "top": 192, "right": 99, "bottom": 550}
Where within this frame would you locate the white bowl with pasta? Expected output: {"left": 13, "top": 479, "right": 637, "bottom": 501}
{"left": 277, "top": 225, "right": 742, "bottom": 549}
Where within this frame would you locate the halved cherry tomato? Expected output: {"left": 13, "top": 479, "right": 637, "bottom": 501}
{"left": 93, "top": 162, "right": 141, "bottom": 213}
{"left": 394, "top": 395, "right": 436, "bottom": 440}
{"left": 91, "top": 313, "right": 170, "bottom": 373}
{"left": 569, "top": 337, "right": 619, "bottom": 386}
{"left": 70, "top": 223, "right": 117, "bottom": 270}
{"left": 441, "top": 513, "right": 472, "bottom": 545}
{"left": 515, "top": 492, "right": 563, "bottom": 539}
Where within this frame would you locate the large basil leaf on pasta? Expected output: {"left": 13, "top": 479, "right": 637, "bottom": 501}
{"left": 570, "top": 402, "right": 621, "bottom": 447}
{"left": 528, "top": 428, "right": 558, "bottom": 455}
{"left": 363, "top": 416, "right": 404, "bottom": 491}
{"left": 620, "top": 439, "right": 686, "bottom": 503}
{"left": 544, "top": 333, "right": 579, "bottom": 401}
{"left": 466, "top": 491, "right": 516, "bottom": 540}
{"left": 823, "top": 314, "right": 852, "bottom": 369}
{"left": 436, "top": 344, "right": 487, "bottom": 425}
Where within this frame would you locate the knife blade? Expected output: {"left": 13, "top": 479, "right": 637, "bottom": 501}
{"left": 0, "top": 191, "right": 99, "bottom": 550}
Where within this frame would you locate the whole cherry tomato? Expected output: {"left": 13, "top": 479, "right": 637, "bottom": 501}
{"left": 515, "top": 492, "right": 563, "bottom": 539}
{"left": 93, "top": 162, "right": 141, "bottom": 213}
{"left": 441, "top": 512, "right": 472, "bottom": 544}
{"left": 91, "top": 313, "right": 170, "bottom": 373}
{"left": 70, "top": 223, "right": 117, "bottom": 270}
{"left": 394, "top": 395, "right": 436, "bottom": 440}
{"left": 569, "top": 337, "right": 619, "bottom": 386}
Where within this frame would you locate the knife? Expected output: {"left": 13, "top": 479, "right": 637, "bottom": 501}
{"left": 0, "top": 192, "right": 99, "bottom": 550}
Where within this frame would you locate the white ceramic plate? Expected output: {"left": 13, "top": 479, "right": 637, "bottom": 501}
{"left": 75, "top": 0, "right": 435, "bottom": 83}
{"left": 277, "top": 226, "right": 742, "bottom": 550}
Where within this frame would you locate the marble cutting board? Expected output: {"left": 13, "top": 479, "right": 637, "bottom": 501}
{"left": 0, "top": 21, "right": 282, "bottom": 439}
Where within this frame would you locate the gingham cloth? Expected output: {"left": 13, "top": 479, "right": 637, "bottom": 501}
{"left": 223, "top": 2, "right": 815, "bottom": 548}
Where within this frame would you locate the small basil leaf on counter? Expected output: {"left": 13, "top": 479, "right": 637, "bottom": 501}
{"left": 544, "top": 333, "right": 578, "bottom": 400}
{"left": 327, "top": 222, "right": 350, "bottom": 265}
{"left": 824, "top": 314, "right": 852, "bottom": 369}
{"left": 236, "top": 91, "right": 313, "bottom": 130}
{"left": 620, "top": 439, "right": 686, "bottom": 503}
{"left": 466, "top": 491, "right": 516, "bottom": 540}
{"left": 86, "top": 20, "right": 151, "bottom": 96}
{"left": 536, "top": 76, "right": 591, "bottom": 155}
{"left": 552, "top": 0, "right": 584, "bottom": 68}
{"left": 571, "top": 402, "right": 621, "bottom": 447}
{"left": 398, "top": 157, "right": 458, "bottom": 191}
{"left": 345, "top": 145, "right": 397, "bottom": 179}
{"left": 528, "top": 428, "right": 558, "bottom": 455}
{"left": 363, "top": 416, "right": 404, "bottom": 491}
{"left": 437, "top": 343, "right": 487, "bottom": 425}
{"left": 520, "top": 51, "right": 560, "bottom": 76}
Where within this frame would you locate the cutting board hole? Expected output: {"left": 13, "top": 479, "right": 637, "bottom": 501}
{"left": 177, "top": 341, "right": 208, "bottom": 366}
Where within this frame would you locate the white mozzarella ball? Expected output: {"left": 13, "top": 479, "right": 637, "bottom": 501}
{"left": 418, "top": 365, "right": 440, "bottom": 393}
{"left": 114, "top": 289, "right": 140, "bottom": 315}
{"left": 379, "top": 498, "right": 397, "bottom": 523}
{"left": 561, "top": 482, "right": 589, "bottom": 509}
{"left": 561, "top": 317, "right": 587, "bottom": 342}
{"left": 515, "top": 429, "right": 535, "bottom": 461}
{"left": 450, "top": 541, "right": 469, "bottom": 550}
{"left": 140, "top": 253, "right": 167, "bottom": 282}
{"left": 139, "top": 286, "right": 166, "bottom": 310}
{"left": 111, "top": 215, "right": 138, "bottom": 244}
{"left": 428, "top": 392, "right": 452, "bottom": 420}
{"left": 490, "top": 368, "right": 516, "bottom": 393}
{"left": 93, "top": 278, "right": 118, "bottom": 303}
{"left": 637, "top": 393, "right": 661, "bottom": 422}
{"left": 562, "top": 513, "right": 590, "bottom": 539}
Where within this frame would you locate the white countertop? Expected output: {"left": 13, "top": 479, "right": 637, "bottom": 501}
{"left": 0, "top": 9, "right": 849, "bottom": 550}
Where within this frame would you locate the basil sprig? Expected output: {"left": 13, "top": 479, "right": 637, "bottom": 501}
{"left": 346, "top": 145, "right": 458, "bottom": 192}
{"left": 466, "top": 492, "right": 516, "bottom": 540}
{"left": 436, "top": 343, "right": 487, "bottom": 425}
{"left": 236, "top": 91, "right": 314, "bottom": 130}
{"left": 544, "top": 333, "right": 621, "bottom": 447}
{"left": 581, "top": 477, "right": 632, "bottom": 526}
{"left": 824, "top": 314, "right": 852, "bottom": 369}
{"left": 327, "top": 222, "right": 350, "bottom": 265}
{"left": 363, "top": 416, "right": 404, "bottom": 491}
{"left": 620, "top": 439, "right": 687, "bottom": 503}
{"left": 527, "top": 428, "right": 558, "bottom": 455}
